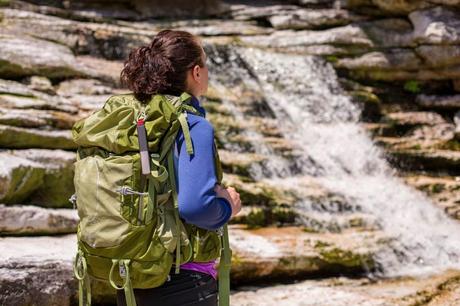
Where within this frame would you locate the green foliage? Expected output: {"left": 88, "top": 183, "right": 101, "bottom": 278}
{"left": 404, "top": 80, "right": 422, "bottom": 93}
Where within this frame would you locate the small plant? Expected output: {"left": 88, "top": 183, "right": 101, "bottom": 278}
{"left": 404, "top": 80, "right": 421, "bottom": 94}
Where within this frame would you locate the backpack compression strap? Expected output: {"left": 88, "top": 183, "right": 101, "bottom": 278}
{"left": 213, "top": 140, "right": 232, "bottom": 306}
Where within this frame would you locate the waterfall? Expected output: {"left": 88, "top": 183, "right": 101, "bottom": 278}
{"left": 207, "top": 44, "right": 460, "bottom": 277}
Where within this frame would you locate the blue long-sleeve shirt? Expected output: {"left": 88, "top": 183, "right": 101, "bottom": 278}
{"left": 172, "top": 95, "right": 232, "bottom": 230}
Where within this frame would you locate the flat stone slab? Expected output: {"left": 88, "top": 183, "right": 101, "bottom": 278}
{"left": 0, "top": 205, "right": 78, "bottom": 235}
{"left": 0, "top": 225, "right": 381, "bottom": 304}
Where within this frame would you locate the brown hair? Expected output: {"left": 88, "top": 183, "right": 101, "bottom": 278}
{"left": 120, "top": 29, "right": 205, "bottom": 103}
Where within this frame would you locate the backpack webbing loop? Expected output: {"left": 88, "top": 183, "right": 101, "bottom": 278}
{"left": 73, "top": 250, "right": 91, "bottom": 306}
{"left": 217, "top": 224, "right": 232, "bottom": 306}
{"left": 109, "top": 259, "right": 137, "bottom": 306}
{"left": 178, "top": 112, "right": 194, "bottom": 155}
{"left": 167, "top": 147, "right": 182, "bottom": 274}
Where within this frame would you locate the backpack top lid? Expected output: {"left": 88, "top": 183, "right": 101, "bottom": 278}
{"left": 72, "top": 92, "right": 195, "bottom": 154}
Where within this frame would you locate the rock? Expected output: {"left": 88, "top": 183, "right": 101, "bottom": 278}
{"left": 0, "top": 204, "right": 78, "bottom": 235}
{"left": 231, "top": 269, "right": 460, "bottom": 306}
{"left": 416, "top": 45, "right": 460, "bottom": 67}
{"left": 9, "top": 149, "right": 76, "bottom": 207}
{"left": 230, "top": 4, "right": 301, "bottom": 21}
{"left": 455, "top": 111, "right": 460, "bottom": 139}
{"left": 179, "top": 20, "right": 274, "bottom": 36}
{"left": 0, "top": 108, "right": 78, "bottom": 129}
{"left": 240, "top": 24, "right": 374, "bottom": 50}
{"left": 371, "top": 0, "right": 432, "bottom": 14}
{"left": 410, "top": 6, "right": 460, "bottom": 45}
{"left": 359, "top": 18, "right": 414, "bottom": 48}
{"left": 9, "top": 0, "right": 141, "bottom": 22}
{"left": 335, "top": 49, "right": 422, "bottom": 70}
{"left": 56, "top": 79, "right": 113, "bottom": 97}
{"left": 23, "top": 76, "right": 54, "bottom": 94}
{"left": 0, "top": 225, "right": 381, "bottom": 304}
{"left": 0, "top": 124, "right": 76, "bottom": 149}
{"left": 401, "top": 174, "right": 460, "bottom": 221}
{"left": 268, "top": 9, "right": 361, "bottom": 30}
{"left": 0, "top": 149, "right": 76, "bottom": 206}
{"left": 131, "top": 0, "right": 229, "bottom": 18}
{"left": 74, "top": 56, "right": 123, "bottom": 85}
{"left": 388, "top": 149, "right": 460, "bottom": 173}
{"left": 416, "top": 94, "right": 460, "bottom": 109}
{"left": 218, "top": 149, "right": 267, "bottom": 177}
{"left": 454, "top": 79, "right": 460, "bottom": 92}
{"left": 0, "top": 34, "right": 90, "bottom": 79}
{"left": 383, "top": 111, "right": 446, "bottom": 127}
{"left": 347, "top": 65, "right": 460, "bottom": 81}
{"left": 230, "top": 225, "right": 379, "bottom": 283}
{"left": 0, "top": 93, "right": 78, "bottom": 114}
{"left": 0, "top": 153, "right": 45, "bottom": 204}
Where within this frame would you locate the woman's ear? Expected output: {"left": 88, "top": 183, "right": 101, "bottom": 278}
{"left": 193, "top": 65, "right": 201, "bottom": 82}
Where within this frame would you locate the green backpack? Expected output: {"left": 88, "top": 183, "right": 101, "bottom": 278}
{"left": 69, "top": 91, "right": 232, "bottom": 306}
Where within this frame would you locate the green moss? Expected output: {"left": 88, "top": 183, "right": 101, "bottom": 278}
{"left": 245, "top": 207, "right": 266, "bottom": 229}
{"left": 313, "top": 241, "right": 373, "bottom": 268}
{"left": 0, "top": 0, "right": 10, "bottom": 8}
{"left": 404, "top": 80, "right": 422, "bottom": 94}
{"left": 350, "top": 90, "right": 380, "bottom": 105}
{"left": 437, "top": 140, "right": 460, "bottom": 151}
{"left": 431, "top": 183, "right": 445, "bottom": 194}
{"left": 325, "top": 55, "right": 338, "bottom": 63}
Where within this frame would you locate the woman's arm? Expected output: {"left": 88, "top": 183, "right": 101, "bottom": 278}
{"left": 174, "top": 114, "right": 232, "bottom": 230}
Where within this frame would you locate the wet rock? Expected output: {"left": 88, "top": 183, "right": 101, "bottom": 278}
{"left": 359, "top": 18, "right": 414, "bottom": 48}
{"left": 335, "top": 49, "right": 422, "bottom": 71}
{"left": 410, "top": 6, "right": 460, "bottom": 45}
{"left": 0, "top": 204, "right": 78, "bottom": 235}
{"left": 0, "top": 225, "right": 380, "bottom": 304}
{"left": 416, "top": 94, "right": 460, "bottom": 109}
{"left": 383, "top": 111, "right": 446, "bottom": 127}
{"left": 230, "top": 225, "right": 379, "bottom": 283}
{"left": 402, "top": 174, "right": 460, "bottom": 220}
{"left": 0, "top": 33, "right": 89, "bottom": 79}
{"left": 388, "top": 149, "right": 460, "bottom": 173}
{"left": 416, "top": 45, "right": 460, "bottom": 67}
{"left": 219, "top": 149, "right": 267, "bottom": 176}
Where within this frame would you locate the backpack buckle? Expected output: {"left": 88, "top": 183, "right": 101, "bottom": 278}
{"left": 119, "top": 263, "right": 126, "bottom": 278}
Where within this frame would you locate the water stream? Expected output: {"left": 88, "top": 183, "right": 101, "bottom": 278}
{"left": 207, "top": 44, "right": 460, "bottom": 277}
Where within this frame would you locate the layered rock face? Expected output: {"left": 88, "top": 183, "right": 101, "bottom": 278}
{"left": 1, "top": 0, "right": 460, "bottom": 305}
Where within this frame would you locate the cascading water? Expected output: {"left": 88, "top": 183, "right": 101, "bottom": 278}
{"left": 207, "top": 43, "right": 460, "bottom": 277}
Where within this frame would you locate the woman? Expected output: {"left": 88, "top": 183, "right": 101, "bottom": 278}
{"left": 116, "top": 29, "right": 242, "bottom": 306}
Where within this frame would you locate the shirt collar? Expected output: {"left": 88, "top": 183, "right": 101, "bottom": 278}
{"left": 189, "top": 95, "right": 206, "bottom": 117}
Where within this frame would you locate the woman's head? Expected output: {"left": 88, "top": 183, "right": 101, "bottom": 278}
{"left": 120, "top": 29, "right": 208, "bottom": 103}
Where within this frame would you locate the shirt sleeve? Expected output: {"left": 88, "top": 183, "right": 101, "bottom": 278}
{"left": 174, "top": 114, "right": 232, "bottom": 230}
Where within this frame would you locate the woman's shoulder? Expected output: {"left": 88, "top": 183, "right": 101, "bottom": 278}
{"left": 186, "top": 113, "right": 214, "bottom": 134}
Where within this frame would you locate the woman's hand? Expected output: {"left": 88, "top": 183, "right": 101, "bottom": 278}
{"left": 214, "top": 184, "right": 241, "bottom": 218}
